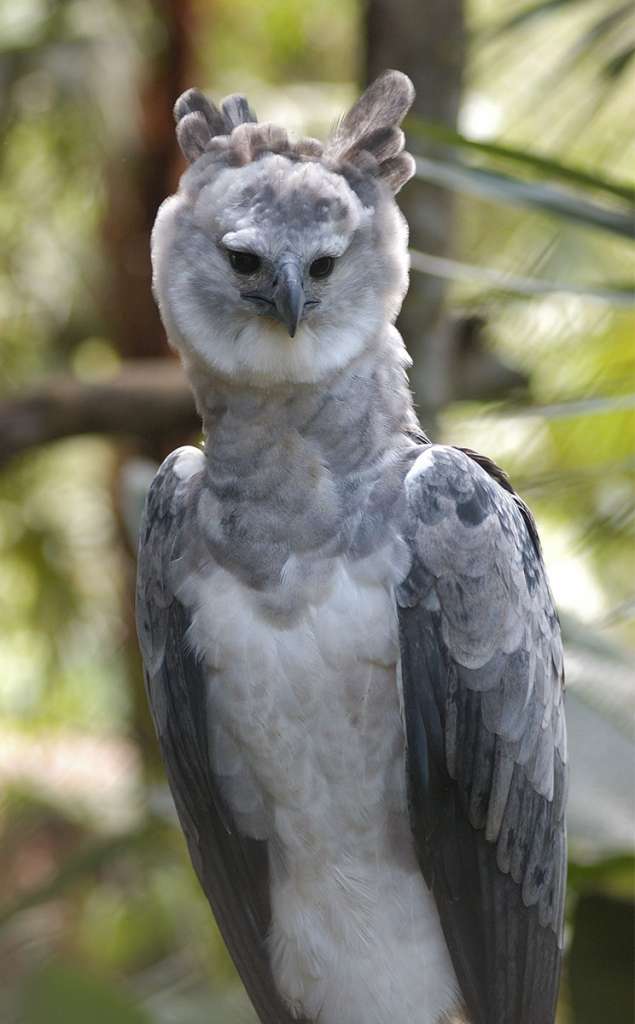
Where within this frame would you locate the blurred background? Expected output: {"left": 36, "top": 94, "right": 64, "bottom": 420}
{"left": 0, "top": 0, "right": 633, "bottom": 1021}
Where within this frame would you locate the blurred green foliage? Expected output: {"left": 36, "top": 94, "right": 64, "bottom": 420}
{"left": 0, "top": 1, "right": 633, "bottom": 1021}
{"left": 208, "top": 0, "right": 360, "bottom": 83}
{"left": 24, "top": 962, "right": 151, "bottom": 1024}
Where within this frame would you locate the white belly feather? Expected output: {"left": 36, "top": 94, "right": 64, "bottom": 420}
{"left": 180, "top": 546, "right": 460, "bottom": 1023}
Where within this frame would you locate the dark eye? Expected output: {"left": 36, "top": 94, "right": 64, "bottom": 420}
{"left": 228, "top": 250, "right": 261, "bottom": 275}
{"left": 309, "top": 255, "right": 335, "bottom": 279}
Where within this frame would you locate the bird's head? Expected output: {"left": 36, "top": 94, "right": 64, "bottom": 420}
{"left": 151, "top": 71, "right": 415, "bottom": 386}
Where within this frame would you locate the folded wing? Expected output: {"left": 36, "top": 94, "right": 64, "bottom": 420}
{"left": 136, "top": 447, "right": 304, "bottom": 1024}
{"left": 397, "top": 445, "right": 567, "bottom": 1024}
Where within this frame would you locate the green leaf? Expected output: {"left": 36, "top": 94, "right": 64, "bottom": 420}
{"left": 409, "top": 248, "right": 635, "bottom": 305}
{"left": 550, "top": 2, "right": 635, "bottom": 81}
{"left": 602, "top": 43, "right": 635, "bottom": 79}
{"left": 405, "top": 115, "right": 634, "bottom": 203}
{"left": 488, "top": 0, "right": 591, "bottom": 36}
{"left": 22, "top": 962, "right": 151, "bottom": 1024}
{"left": 503, "top": 393, "right": 635, "bottom": 420}
{"left": 412, "top": 155, "right": 634, "bottom": 238}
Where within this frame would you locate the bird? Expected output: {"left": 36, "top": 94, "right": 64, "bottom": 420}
{"left": 136, "top": 70, "right": 567, "bottom": 1024}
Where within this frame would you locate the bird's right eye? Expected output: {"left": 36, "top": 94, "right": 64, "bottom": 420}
{"left": 228, "top": 250, "right": 261, "bottom": 275}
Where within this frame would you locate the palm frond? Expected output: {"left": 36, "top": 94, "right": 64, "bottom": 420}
{"left": 412, "top": 154, "right": 634, "bottom": 237}
{"left": 406, "top": 115, "right": 634, "bottom": 202}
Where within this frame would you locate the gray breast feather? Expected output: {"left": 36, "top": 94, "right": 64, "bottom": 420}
{"left": 397, "top": 444, "right": 567, "bottom": 1024}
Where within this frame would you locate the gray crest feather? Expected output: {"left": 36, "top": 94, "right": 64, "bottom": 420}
{"left": 378, "top": 152, "right": 416, "bottom": 192}
{"left": 346, "top": 125, "right": 405, "bottom": 165}
{"left": 174, "top": 88, "right": 227, "bottom": 162}
{"left": 226, "top": 122, "right": 292, "bottom": 167}
{"left": 334, "top": 70, "right": 414, "bottom": 145}
{"left": 173, "top": 88, "right": 258, "bottom": 163}
{"left": 221, "top": 93, "right": 258, "bottom": 132}
{"left": 326, "top": 70, "right": 416, "bottom": 192}
{"left": 172, "top": 73, "right": 414, "bottom": 189}
{"left": 171, "top": 73, "right": 413, "bottom": 190}
{"left": 175, "top": 111, "right": 214, "bottom": 162}
{"left": 174, "top": 87, "right": 226, "bottom": 134}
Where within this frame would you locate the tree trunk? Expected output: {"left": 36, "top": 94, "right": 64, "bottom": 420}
{"left": 101, "top": 0, "right": 197, "bottom": 776}
{"left": 102, "top": 1, "right": 194, "bottom": 367}
{"left": 365, "top": 0, "right": 466, "bottom": 430}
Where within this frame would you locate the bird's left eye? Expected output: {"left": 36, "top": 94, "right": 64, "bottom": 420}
{"left": 228, "top": 250, "right": 261, "bottom": 275}
{"left": 309, "top": 255, "right": 335, "bottom": 279}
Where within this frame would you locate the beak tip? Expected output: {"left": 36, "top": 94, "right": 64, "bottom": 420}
{"left": 274, "top": 260, "right": 304, "bottom": 340}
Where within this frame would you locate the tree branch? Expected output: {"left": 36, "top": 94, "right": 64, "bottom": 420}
{"left": 0, "top": 322, "right": 529, "bottom": 467}
{"left": 0, "top": 360, "right": 198, "bottom": 467}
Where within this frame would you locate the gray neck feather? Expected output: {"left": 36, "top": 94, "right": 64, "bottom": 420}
{"left": 185, "top": 328, "right": 421, "bottom": 591}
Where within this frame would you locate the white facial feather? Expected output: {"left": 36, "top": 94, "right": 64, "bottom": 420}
{"left": 151, "top": 150, "right": 409, "bottom": 387}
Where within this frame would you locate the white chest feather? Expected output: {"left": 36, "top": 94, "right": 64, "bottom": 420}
{"left": 180, "top": 548, "right": 460, "bottom": 1023}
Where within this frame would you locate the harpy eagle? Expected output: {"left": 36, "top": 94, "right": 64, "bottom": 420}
{"left": 136, "top": 71, "right": 567, "bottom": 1024}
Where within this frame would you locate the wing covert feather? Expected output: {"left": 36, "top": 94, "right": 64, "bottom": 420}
{"left": 397, "top": 445, "right": 567, "bottom": 1024}
{"left": 136, "top": 447, "right": 302, "bottom": 1024}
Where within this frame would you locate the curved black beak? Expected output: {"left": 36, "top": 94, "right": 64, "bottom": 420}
{"left": 273, "top": 260, "right": 305, "bottom": 338}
